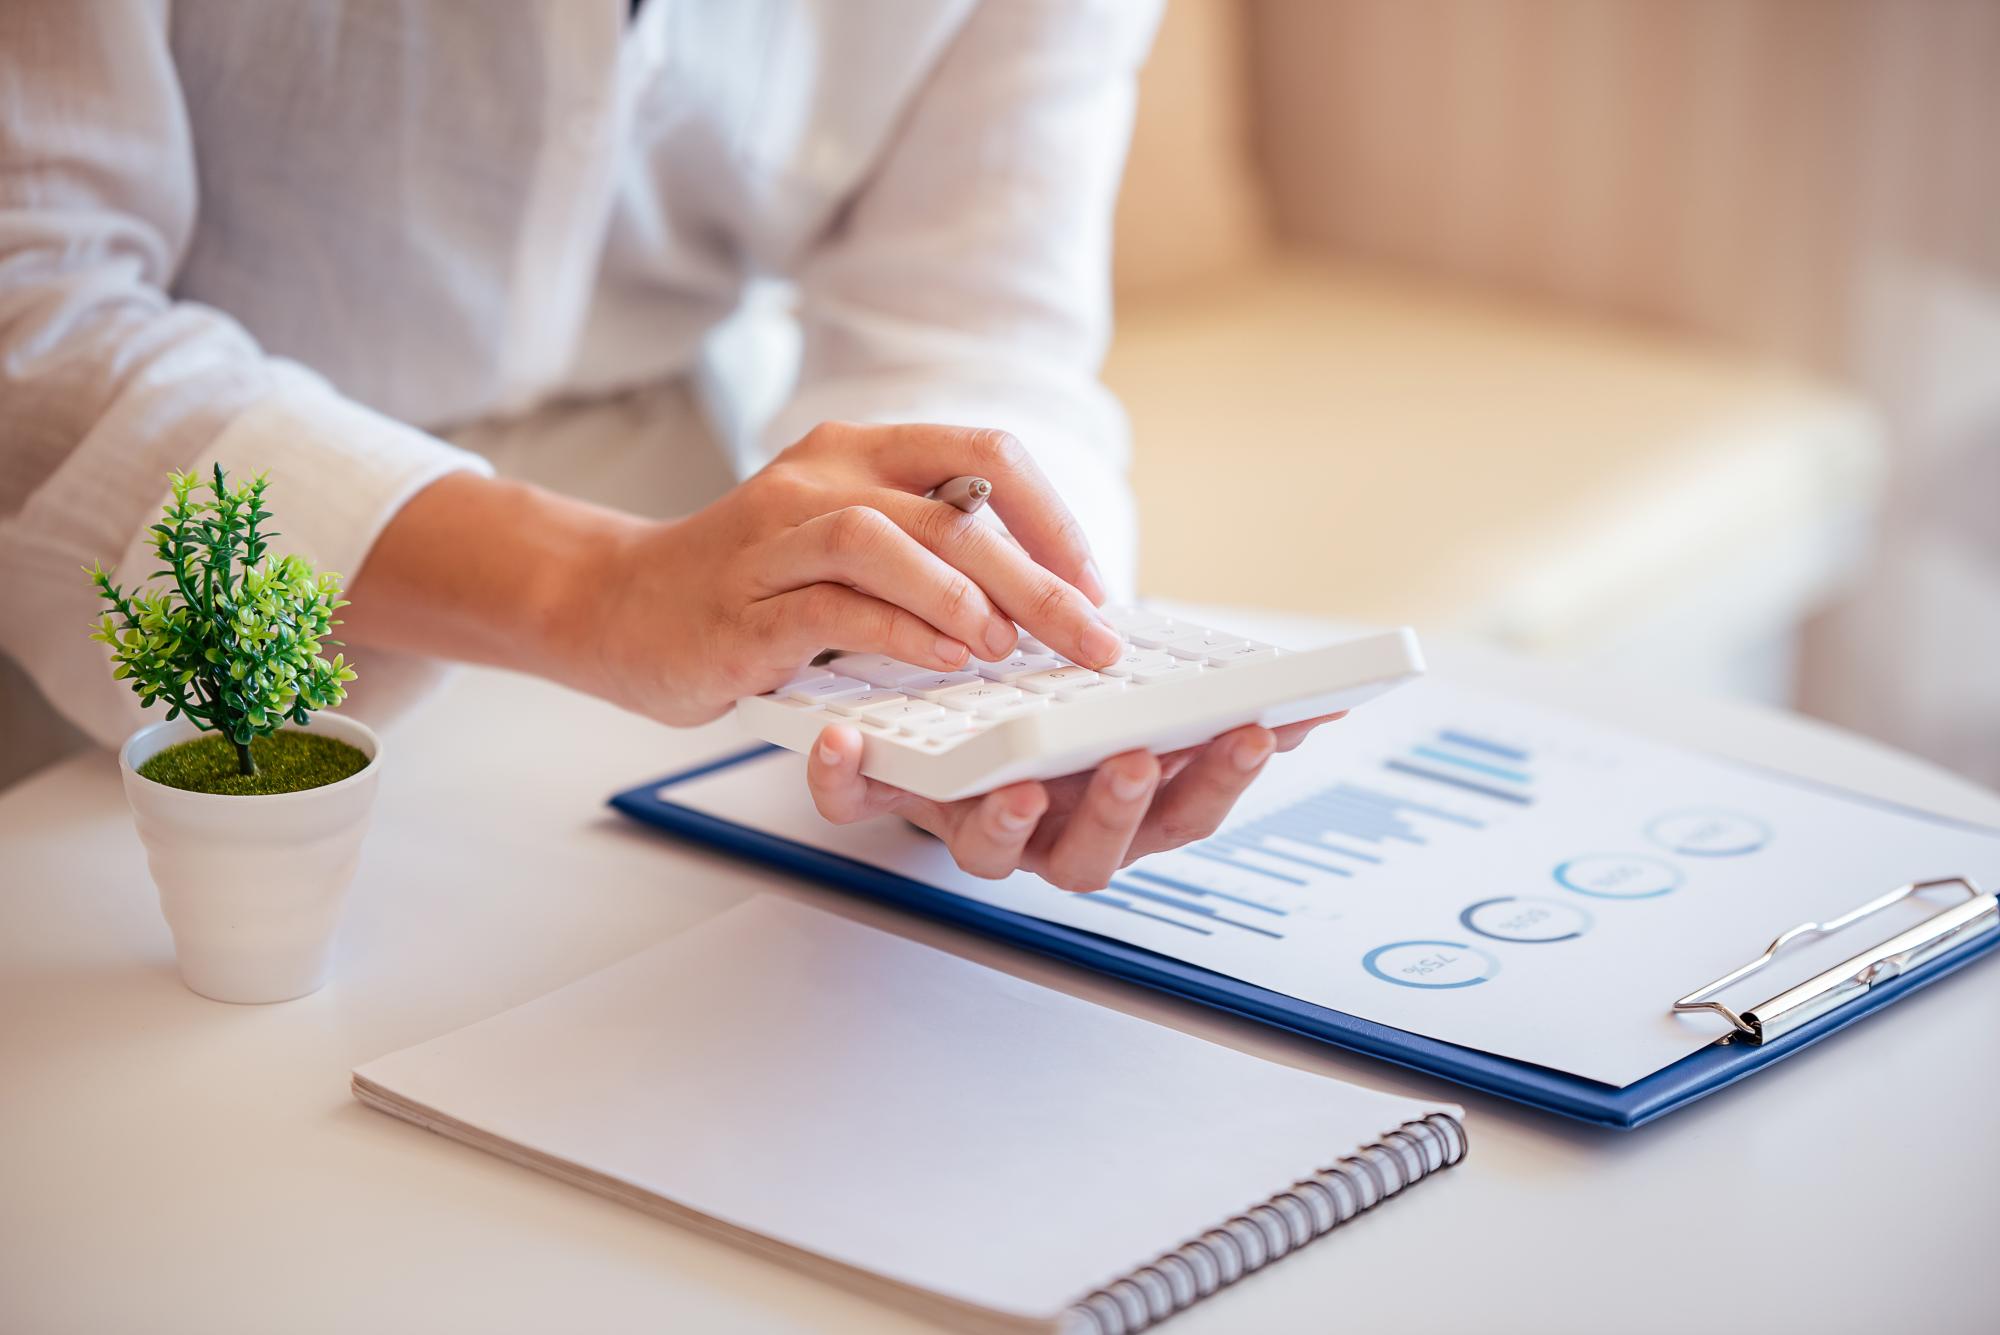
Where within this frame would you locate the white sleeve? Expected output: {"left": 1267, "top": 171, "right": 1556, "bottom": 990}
{"left": 0, "top": 2, "right": 491, "bottom": 747}
{"left": 761, "top": 0, "right": 1163, "bottom": 599}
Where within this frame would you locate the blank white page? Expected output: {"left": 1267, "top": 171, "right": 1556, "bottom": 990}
{"left": 356, "top": 896, "right": 1456, "bottom": 1321}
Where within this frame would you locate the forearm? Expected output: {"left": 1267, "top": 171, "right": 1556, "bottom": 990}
{"left": 340, "top": 472, "right": 645, "bottom": 698}
{"left": 337, "top": 420, "right": 1117, "bottom": 732}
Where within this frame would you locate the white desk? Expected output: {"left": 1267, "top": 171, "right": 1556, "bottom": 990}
{"left": 5, "top": 620, "right": 1998, "bottom": 1334}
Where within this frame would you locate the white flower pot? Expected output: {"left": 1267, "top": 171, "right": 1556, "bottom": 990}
{"left": 118, "top": 712, "right": 383, "bottom": 1004}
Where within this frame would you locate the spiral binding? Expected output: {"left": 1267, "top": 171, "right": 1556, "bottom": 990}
{"left": 1062, "top": 1113, "right": 1467, "bottom": 1335}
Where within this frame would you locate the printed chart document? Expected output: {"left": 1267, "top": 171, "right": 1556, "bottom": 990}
{"left": 665, "top": 680, "right": 2000, "bottom": 1088}
{"left": 355, "top": 897, "right": 1463, "bottom": 1334}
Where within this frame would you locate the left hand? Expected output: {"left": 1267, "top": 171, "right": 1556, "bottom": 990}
{"left": 806, "top": 713, "right": 1343, "bottom": 891}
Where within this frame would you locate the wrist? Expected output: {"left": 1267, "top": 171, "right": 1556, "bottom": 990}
{"left": 345, "top": 472, "right": 649, "bottom": 694}
{"left": 527, "top": 494, "right": 656, "bottom": 703}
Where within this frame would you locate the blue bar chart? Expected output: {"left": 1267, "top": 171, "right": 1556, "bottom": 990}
{"left": 1083, "top": 723, "right": 1541, "bottom": 939}
{"left": 1384, "top": 725, "right": 1535, "bottom": 805}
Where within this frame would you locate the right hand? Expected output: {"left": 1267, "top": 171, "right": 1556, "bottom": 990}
{"left": 583, "top": 421, "right": 1123, "bottom": 727}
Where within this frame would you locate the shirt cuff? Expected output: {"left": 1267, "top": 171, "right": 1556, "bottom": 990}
{"left": 107, "top": 362, "right": 496, "bottom": 734}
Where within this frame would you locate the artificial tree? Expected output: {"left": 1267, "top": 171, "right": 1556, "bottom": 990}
{"left": 89, "top": 466, "right": 357, "bottom": 779}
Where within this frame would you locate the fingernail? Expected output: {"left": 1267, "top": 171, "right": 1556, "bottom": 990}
{"left": 995, "top": 803, "right": 1037, "bottom": 834}
{"left": 1080, "top": 621, "right": 1123, "bottom": 668}
{"left": 1079, "top": 559, "right": 1108, "bottom": 605}
{"left": 983, "top": 621, "right": 1017, "bottom": 659}
{"left": 934, "top": 636, "right": 968, "bottom": 666}
{"left": 1233, "top": 732, "right": 1275, "bottom": 772}
{"left": 816, "top": 740, "right": 842, "bottom": 766}
{"left": 1110, "top": 768, "right": 1151, "bottom": 802}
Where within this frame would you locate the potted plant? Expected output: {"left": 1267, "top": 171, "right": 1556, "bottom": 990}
{"left": 88, "top": 466, "right": 379, "bottom": 1003}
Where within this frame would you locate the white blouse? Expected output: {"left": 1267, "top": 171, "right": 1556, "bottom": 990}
{"left": 0, "top": 0, "right": 1158, "bottom": 747}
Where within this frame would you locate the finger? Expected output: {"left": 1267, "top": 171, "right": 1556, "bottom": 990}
{"left": 1039, "top": 750, "right": 1160, "bottom": 892}
{"left": 749, "top": 583, "right": 971, "bottom": 674}
{"left": 871, "top": 489, "right": 1122, "bottom": 669}
{"left": 864, "top": 425, "right": 1105, "bottom": 603}
{"left": 1128, "top": 726, "right": 1275, "bottom": 860}
{"left": 1274, "top": 711, "right": 1346, "bottom": 753}
{"left": 756, "top": 506, "right": 1015, "bottom": 660}
{"left": 942, "top": 783, "right": 1049, "bottom": 879}
{"left": 806, "top": 724, "right": 923, "bottom": 824}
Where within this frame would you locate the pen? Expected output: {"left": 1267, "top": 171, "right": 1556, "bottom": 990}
{"left": 929, "top": 475, "right": 991, "bottom": 515}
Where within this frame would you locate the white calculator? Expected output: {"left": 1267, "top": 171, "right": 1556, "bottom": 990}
{"left": 735, "top": 608, "right": 1425, "bottom": 802}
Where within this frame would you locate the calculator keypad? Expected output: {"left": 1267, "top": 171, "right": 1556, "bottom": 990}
{"left": 756, "top": 609, "right": 1279, "bottom": 752}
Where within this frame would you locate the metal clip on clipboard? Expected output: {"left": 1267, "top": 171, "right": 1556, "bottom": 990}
{"left": 1673, "top": 877, "right": 1998, "bottom": 1045}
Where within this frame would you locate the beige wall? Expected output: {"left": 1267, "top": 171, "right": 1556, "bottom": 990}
{"left": 1246, "top": 0, "right": 2000, "bottom": 361}
{"left": 1230, "top": 0, "right": 2000, "bottom": 779}
{"left": 1112, "top": 0, "right": 1269, "bottom": 296}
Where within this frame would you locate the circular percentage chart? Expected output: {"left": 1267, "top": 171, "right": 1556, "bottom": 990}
{"left": 1553, "top": 853, "right": 1683, "bottom": 900}
{"left": 1362, "top": 939, "right": 1500, "bottom": 989}
{"left": 1645, "top": 808, "right": 1770, "bottom": 857}
{"left": 1458, "top": 895, "right": 1593, "bottom": 943}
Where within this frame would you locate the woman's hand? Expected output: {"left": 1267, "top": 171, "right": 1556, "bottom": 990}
{"left": 347, "top": 418, "right": 1335, "bottom": 885}
{"left": 570, "top": 415, "right": 1342, "bottom": 883}
{"left": 583, "top": 421, "right": 1121, "bottom": 726}
{"left": 806, "top": 714, "right": 1344, "bottom": 891}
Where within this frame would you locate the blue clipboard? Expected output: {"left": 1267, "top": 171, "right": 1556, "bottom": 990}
{"left": 610, "top": 745, "right": 2000, "bottom": 1129}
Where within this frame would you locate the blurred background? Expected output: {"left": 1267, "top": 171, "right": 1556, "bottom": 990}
{"left": 4, "top": 0, "right": 1993, "bottom": 792}
{"left": 1108, "top": 0, "right": 1999, "bottom": 784}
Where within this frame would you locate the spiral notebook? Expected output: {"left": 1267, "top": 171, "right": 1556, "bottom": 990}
{"left": 353, "top": 897, "right": 1465, "bottom": 1334}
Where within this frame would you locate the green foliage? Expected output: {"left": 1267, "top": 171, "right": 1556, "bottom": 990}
{"left": 87, "top": 466, "right": 357, "bottom": 777}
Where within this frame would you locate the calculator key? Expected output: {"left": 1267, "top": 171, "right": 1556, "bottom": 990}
{"left": 1125, "top": 657, "right": 1204, "bottom": 685}
{"left": 938, "top": 681, "right": 1024, "bottom": 710}
{"left": 826, "top": 689, "right": 910, "bottom": 716}
{"left": 976, "top": 651, "right": 1065, "bottom": 682}
{"left": 1097, "top": 647, "right": 1177, "bottom": 678}
{"left": 857, "top": 697, "right": 946, "bottom": 725}
{"left": 768, "top": 695, "right": 824, "bottom": 711}
{"left": 907, "top": 711, "right": 980, "bottom": 739}
{"left": 974, "top": 698, "right": 1052, "bottom": 722}
{"left": 1161, "top": 629, "right": 1248, "bottom": 659}
{"left": 782, "top": 665, "right": 834, "bottom": 685}
{"left": 1113, "top": 604, "right": 1170, "bottom": 625}
{"left": 1205, "top": 643, "right": 1280, "bottom": 667}
{"left": 829, "top": 654, "right": 932, "bottom": 687}
{"left": 1101, "top": 604, "right": 1174, "bottom": 632}
{"left": 1126, "top": 625, "right": 1185, "bottom": 650}
{"left": 1051, "top": 677, "right": 1128, "bottom": 702}
{"left": 779, "top": 674, "right": 873, "bottom": 702}
{"left": 898, "top": 671, "right": 985, "bottom": 701}
{"left": 1015, "top": 666, "right": 1105, "bottom": 694}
